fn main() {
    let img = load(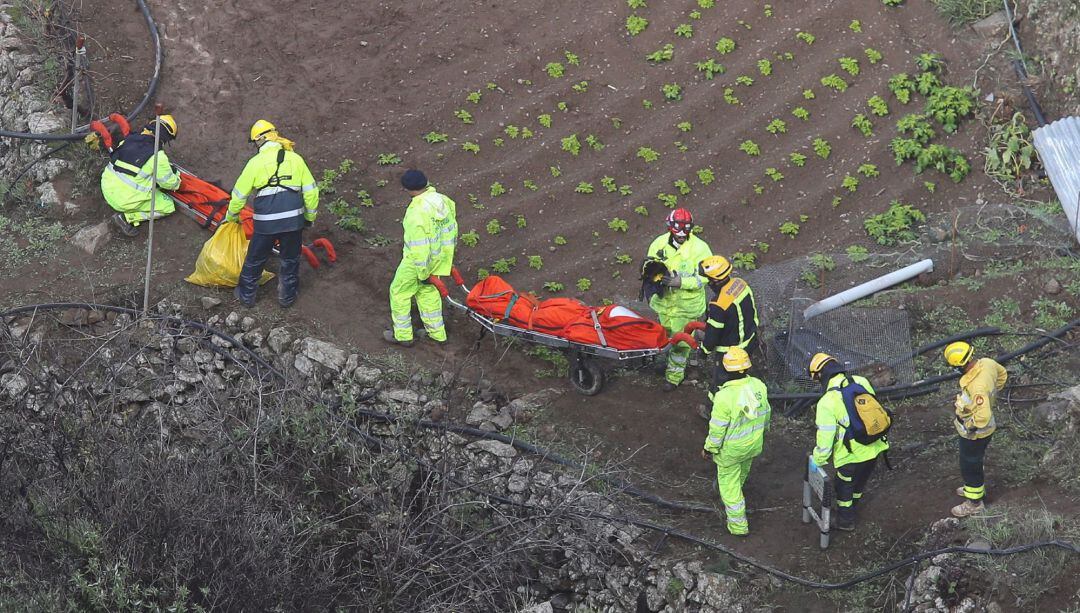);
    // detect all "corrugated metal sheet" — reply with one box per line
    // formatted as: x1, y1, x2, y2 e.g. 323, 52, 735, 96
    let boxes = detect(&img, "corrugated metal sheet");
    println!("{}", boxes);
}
1032, 116, 1080, 246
